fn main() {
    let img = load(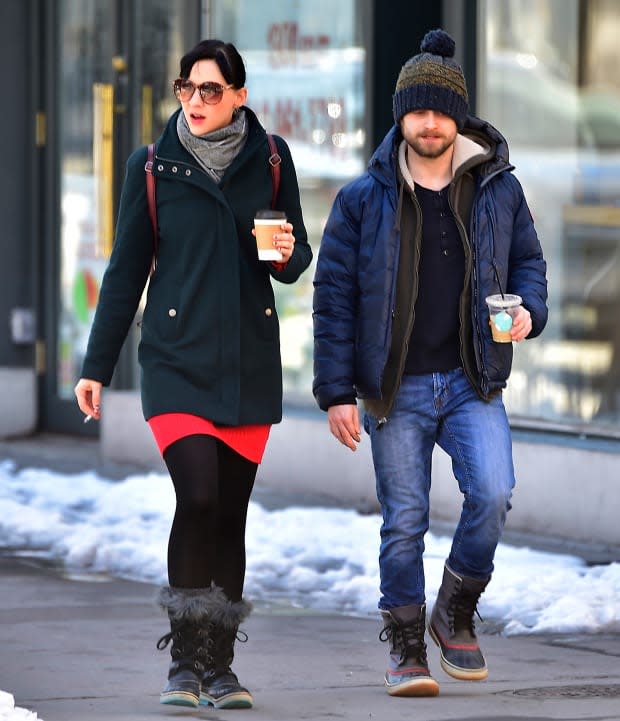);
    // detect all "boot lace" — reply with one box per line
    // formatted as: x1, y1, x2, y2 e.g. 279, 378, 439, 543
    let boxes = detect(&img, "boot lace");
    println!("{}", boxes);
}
156, 622, 211, 672
448, 585, 484, 634
207, 626, 249, 674
156, 630, 174, 651
379, 618, 428, 665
